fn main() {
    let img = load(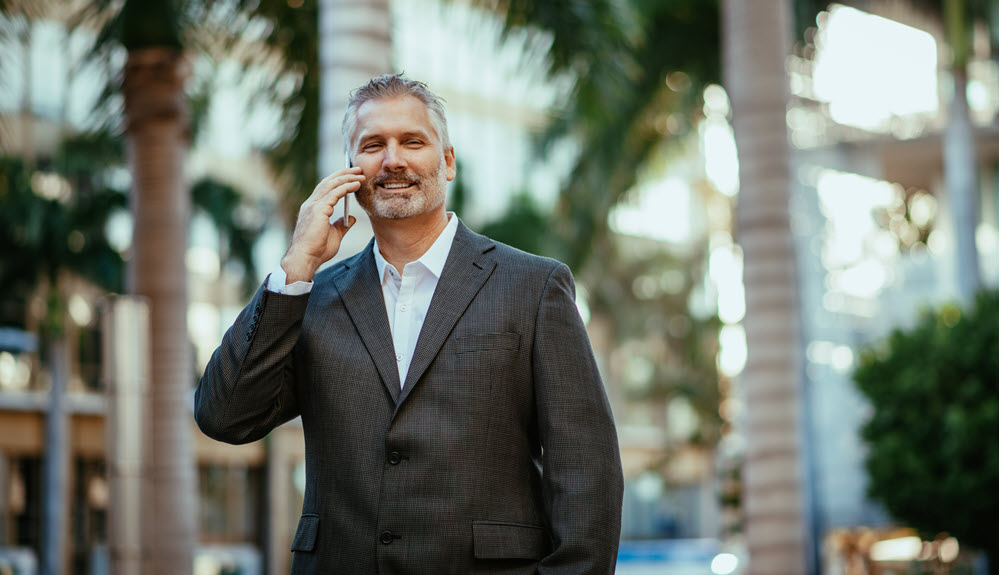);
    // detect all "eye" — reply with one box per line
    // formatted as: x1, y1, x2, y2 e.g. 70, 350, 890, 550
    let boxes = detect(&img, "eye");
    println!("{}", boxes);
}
362, 142, 383, 151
